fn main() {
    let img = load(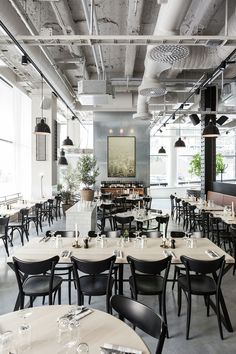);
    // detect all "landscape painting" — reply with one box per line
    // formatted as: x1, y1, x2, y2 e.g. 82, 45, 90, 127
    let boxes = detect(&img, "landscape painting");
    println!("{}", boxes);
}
107, 136, 136, 177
